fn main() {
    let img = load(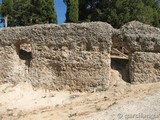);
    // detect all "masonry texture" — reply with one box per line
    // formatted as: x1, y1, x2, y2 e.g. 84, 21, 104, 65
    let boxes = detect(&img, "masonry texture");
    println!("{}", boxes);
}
130, 52, 160, 83
113, 21, 160, 84
0, 22, 114, 91
0, 21, 160, 91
